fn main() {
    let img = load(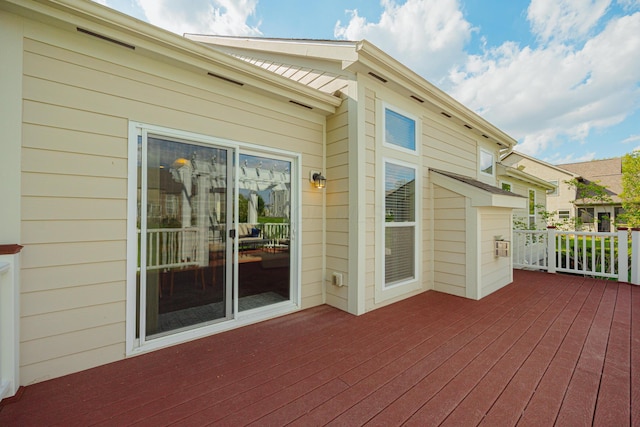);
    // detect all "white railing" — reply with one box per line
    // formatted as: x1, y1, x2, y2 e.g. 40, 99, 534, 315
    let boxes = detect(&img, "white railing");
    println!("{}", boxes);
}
140, 223, 290, 270
0, 247, 22, 400
259, 223, 290, 247
513, 230, 548, 270
138, 227, 200, 271
513, 227, 639, 284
